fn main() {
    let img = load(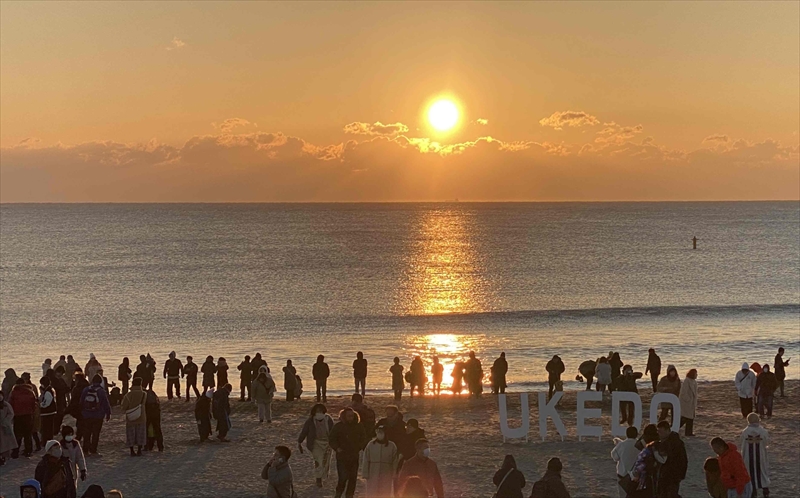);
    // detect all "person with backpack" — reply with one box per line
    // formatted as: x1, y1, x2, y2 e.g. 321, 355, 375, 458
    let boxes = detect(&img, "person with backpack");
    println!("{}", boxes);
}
35, 440, 76, 498
353, 352, 368, 398
390, 358, 405, 401
261, 445, 295, 498
183, 356, 200, 401
654, 421, 688, 497
39, 376, 59, 443
201, 356, 216, 396
530, 457, 570, 498
59, 426, 86, 489
120, 378, 147, 457
79, 375, 111, 456
312, 355, 331, 403
237, 355, 252, 402
493, 454, 526, 498
163, 352, 183, 401
213, 384, 233, 442
145, 387, 163, 452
